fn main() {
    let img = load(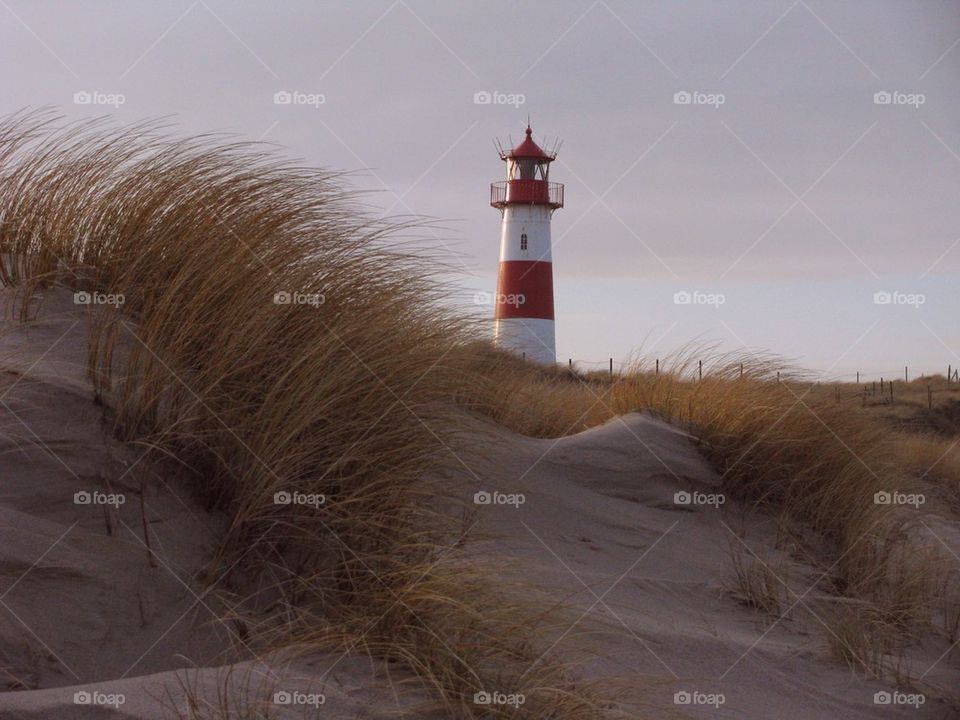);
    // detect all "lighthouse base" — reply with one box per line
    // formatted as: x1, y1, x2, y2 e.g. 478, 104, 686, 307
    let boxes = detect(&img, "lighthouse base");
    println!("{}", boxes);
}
493, 317, 555, 365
